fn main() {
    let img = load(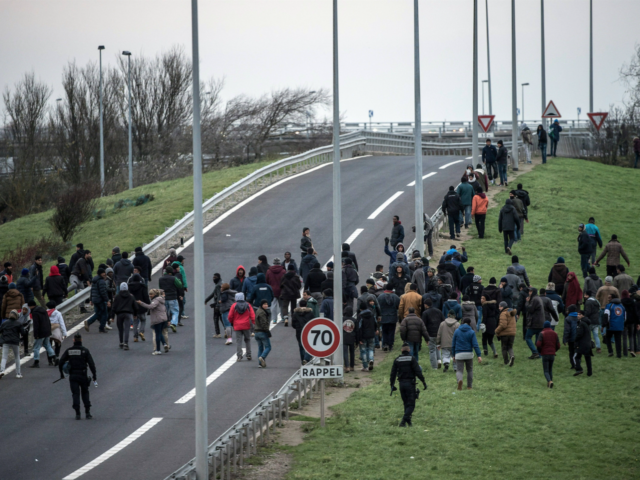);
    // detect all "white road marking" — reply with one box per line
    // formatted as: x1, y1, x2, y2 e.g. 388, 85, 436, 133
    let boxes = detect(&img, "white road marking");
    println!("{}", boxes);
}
321, 228, 364, 270
367, 192, 404, 220
439, 159, 464, 169
406, 172, 437, 187
175, 349, 246, 404
62, 418, 163, 479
